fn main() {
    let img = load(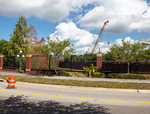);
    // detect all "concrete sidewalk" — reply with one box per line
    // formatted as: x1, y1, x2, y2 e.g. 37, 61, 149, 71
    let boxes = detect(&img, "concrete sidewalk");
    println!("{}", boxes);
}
0, 71, 150, 83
